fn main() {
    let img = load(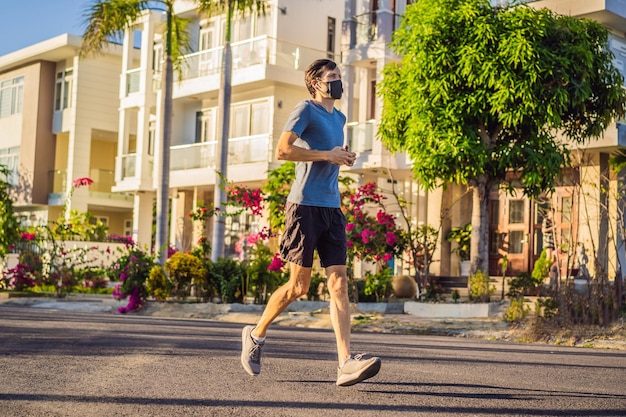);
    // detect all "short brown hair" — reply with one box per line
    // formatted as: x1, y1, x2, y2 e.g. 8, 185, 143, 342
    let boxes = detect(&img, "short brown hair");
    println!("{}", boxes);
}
304, 59, 338, 97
